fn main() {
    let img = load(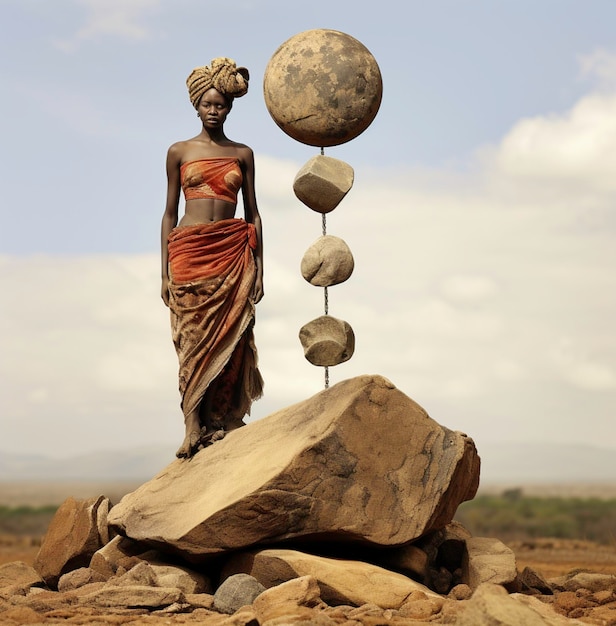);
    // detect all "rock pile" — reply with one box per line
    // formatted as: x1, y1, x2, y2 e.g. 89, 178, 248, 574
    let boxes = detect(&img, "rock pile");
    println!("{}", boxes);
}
2, 375, 614, 624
